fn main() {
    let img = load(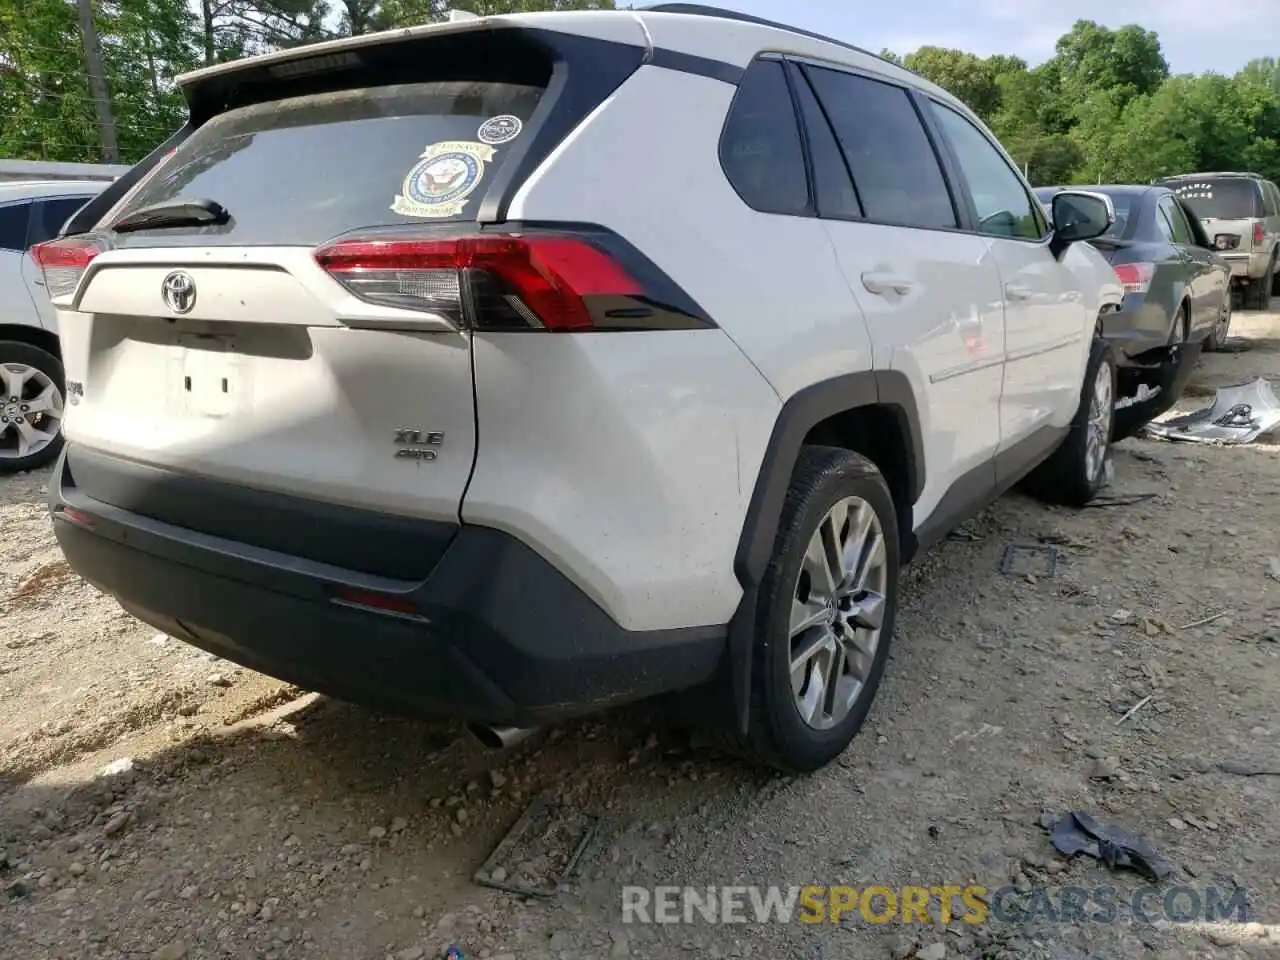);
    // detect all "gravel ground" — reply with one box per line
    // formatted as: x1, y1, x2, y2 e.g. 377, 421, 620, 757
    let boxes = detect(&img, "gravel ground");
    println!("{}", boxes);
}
2, 308, 1279, 960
